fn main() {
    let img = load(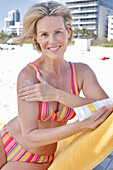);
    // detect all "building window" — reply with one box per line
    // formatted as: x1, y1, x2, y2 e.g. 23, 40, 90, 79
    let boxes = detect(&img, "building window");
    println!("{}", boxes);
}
73, 19, 78, 22
80, 18, 97, 22
70, 7, 79, 12
80, 24, 97, 28
72, 12, 98, 17
81, 6, 98, 11
66, 0, 98, 6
